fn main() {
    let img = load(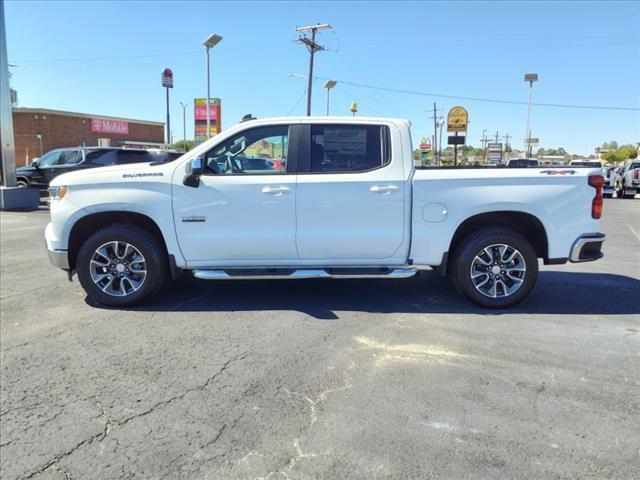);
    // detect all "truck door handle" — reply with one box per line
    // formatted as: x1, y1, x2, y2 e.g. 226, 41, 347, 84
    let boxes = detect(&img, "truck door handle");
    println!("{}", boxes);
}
370, 185, 398, 195
262, 186, 290, 196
